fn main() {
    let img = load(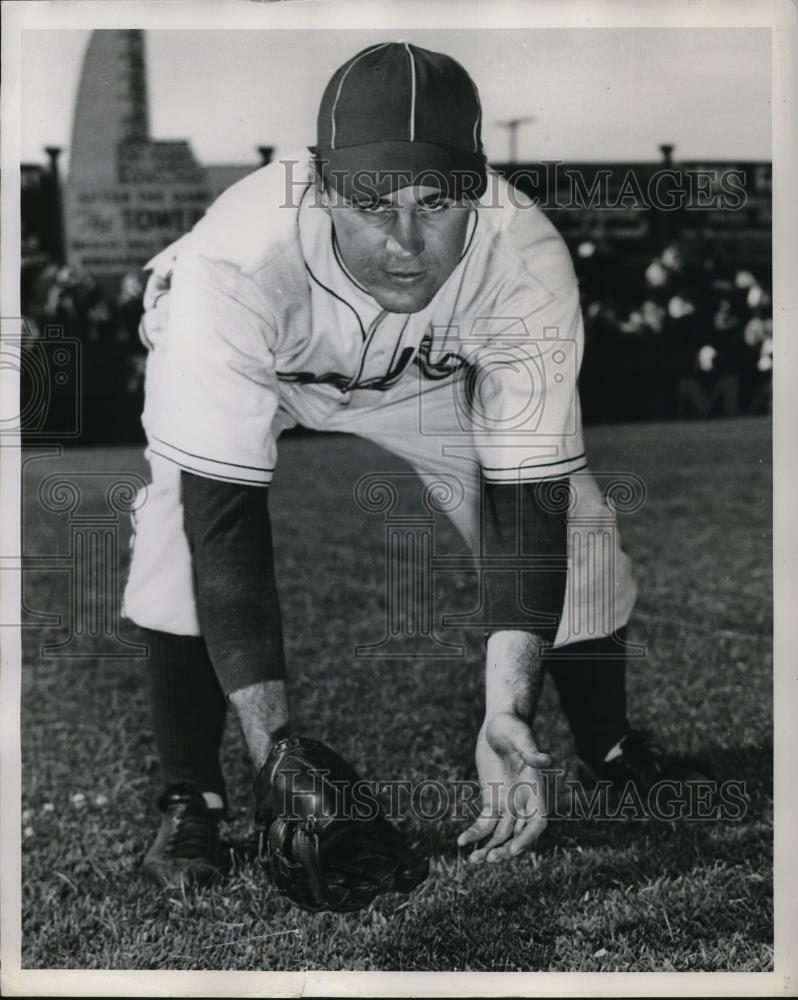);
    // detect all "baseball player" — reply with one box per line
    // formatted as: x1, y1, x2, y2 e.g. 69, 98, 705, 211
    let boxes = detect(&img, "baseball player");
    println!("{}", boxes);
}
123, 43, 674, 890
